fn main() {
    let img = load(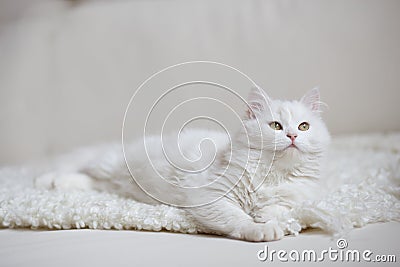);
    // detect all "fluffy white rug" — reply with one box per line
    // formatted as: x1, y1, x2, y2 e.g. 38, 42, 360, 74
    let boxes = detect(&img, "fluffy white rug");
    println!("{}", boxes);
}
1, 133, 399, 237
